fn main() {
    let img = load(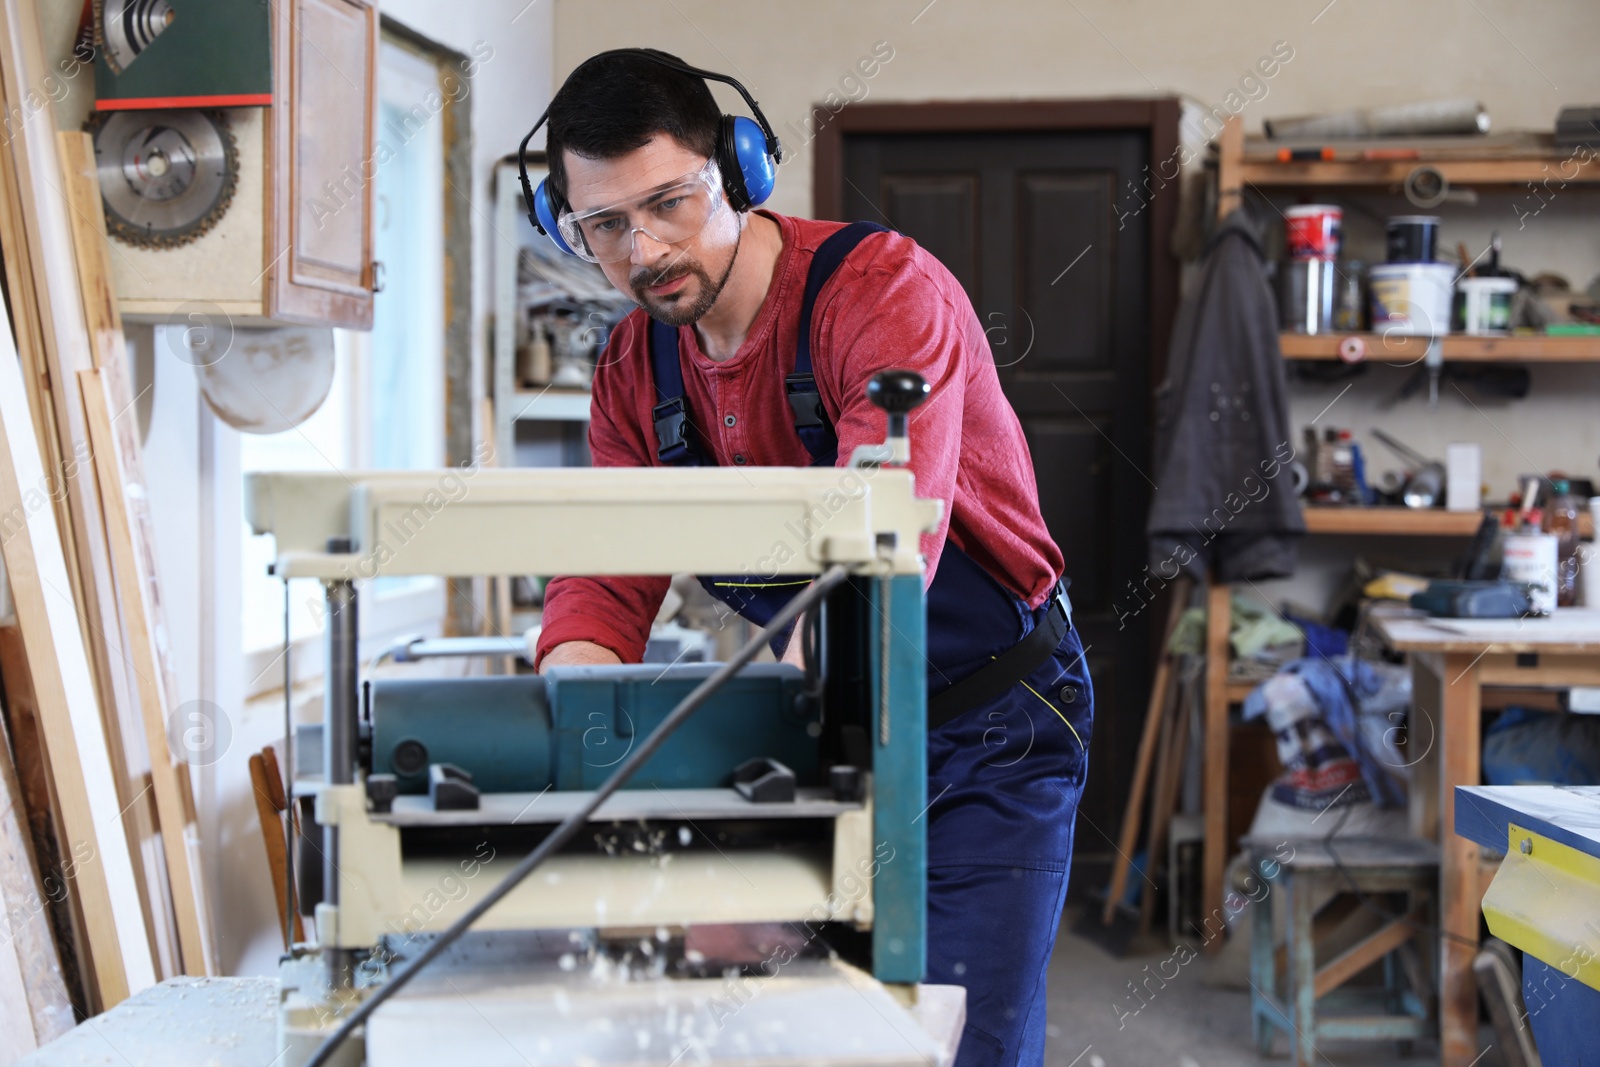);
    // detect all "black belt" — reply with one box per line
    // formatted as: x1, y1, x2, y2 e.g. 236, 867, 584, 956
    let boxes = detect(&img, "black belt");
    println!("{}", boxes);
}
927, 578, 1072, 730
